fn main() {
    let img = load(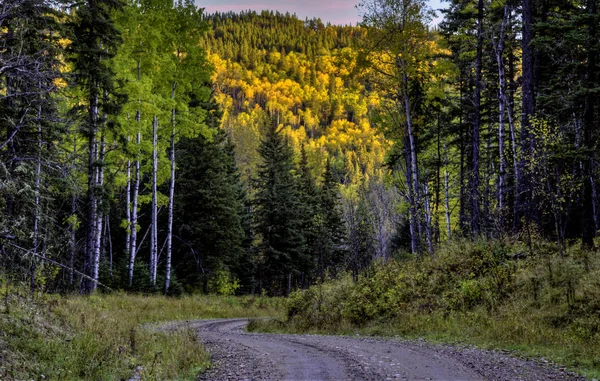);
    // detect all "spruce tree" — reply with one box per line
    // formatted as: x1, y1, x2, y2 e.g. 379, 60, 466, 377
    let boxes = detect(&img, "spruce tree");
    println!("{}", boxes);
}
67, 0, 124, 293
318, 159, 346, 276
174, 128, 248, 293
297, 145, 319, 284
254, 121, 305, 295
